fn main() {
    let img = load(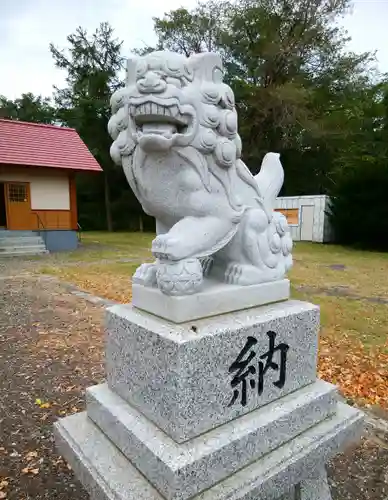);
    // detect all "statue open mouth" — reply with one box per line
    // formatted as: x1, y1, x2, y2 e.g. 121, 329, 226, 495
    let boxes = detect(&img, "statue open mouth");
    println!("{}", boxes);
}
130, 98, 195, 151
